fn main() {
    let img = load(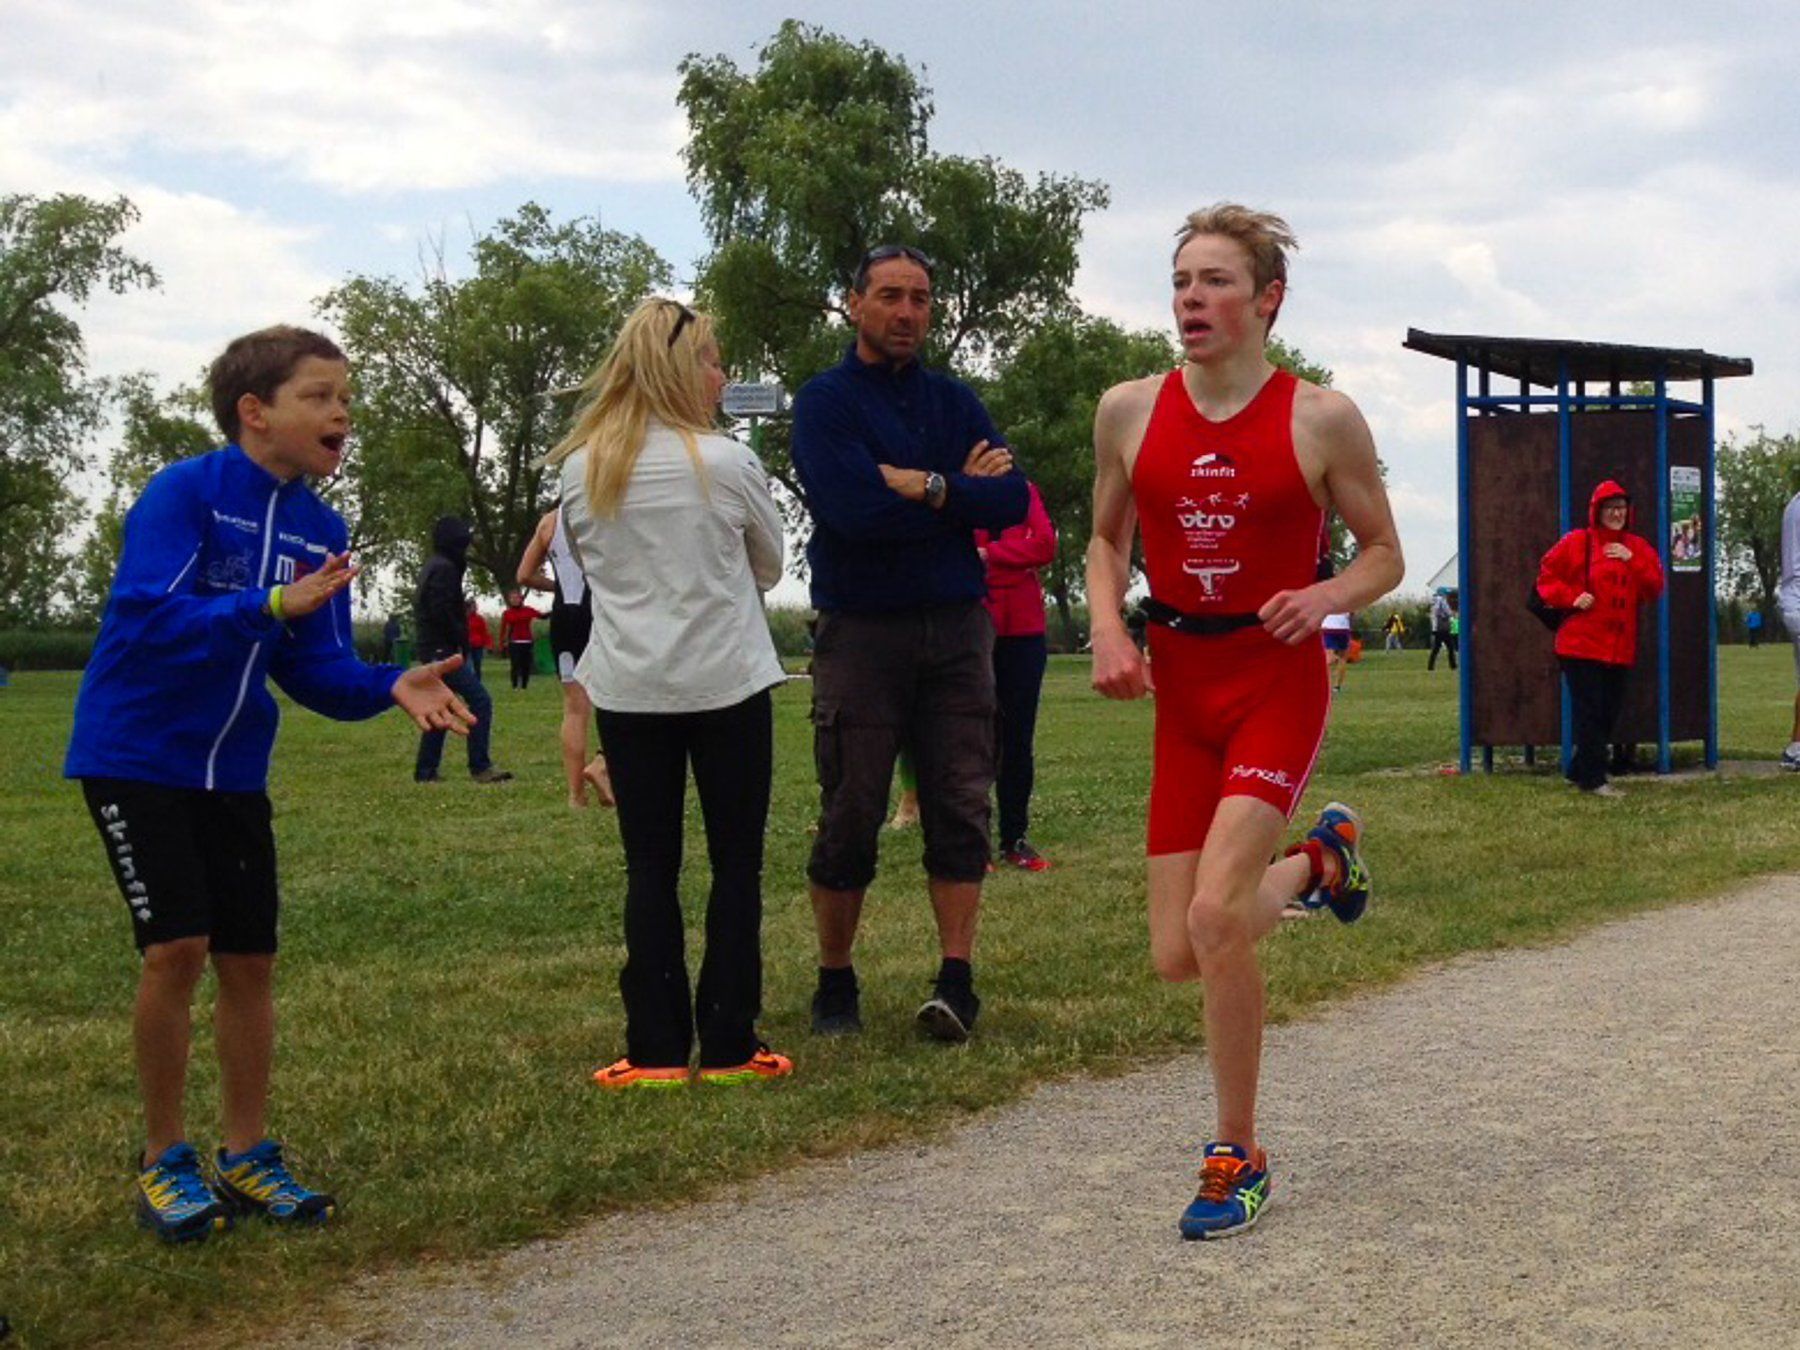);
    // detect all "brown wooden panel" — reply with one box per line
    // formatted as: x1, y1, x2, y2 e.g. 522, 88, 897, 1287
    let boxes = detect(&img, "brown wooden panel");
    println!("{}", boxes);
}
1468, 414, 1561, 746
